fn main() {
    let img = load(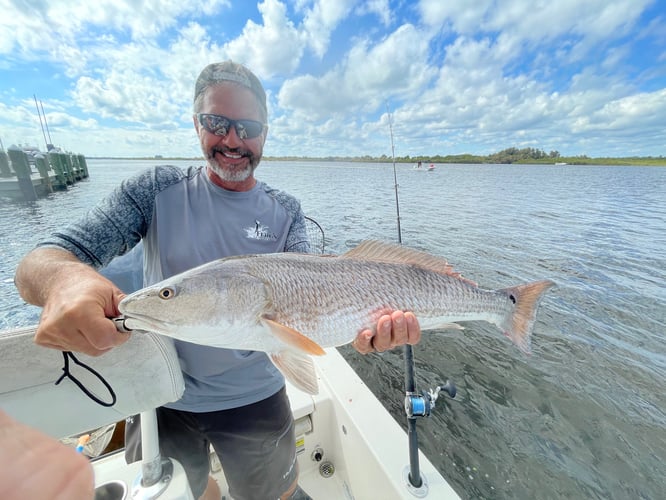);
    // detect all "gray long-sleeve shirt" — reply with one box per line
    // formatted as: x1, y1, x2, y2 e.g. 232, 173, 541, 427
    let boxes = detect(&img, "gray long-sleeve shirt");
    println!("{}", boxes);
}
39, 165, 310, 411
